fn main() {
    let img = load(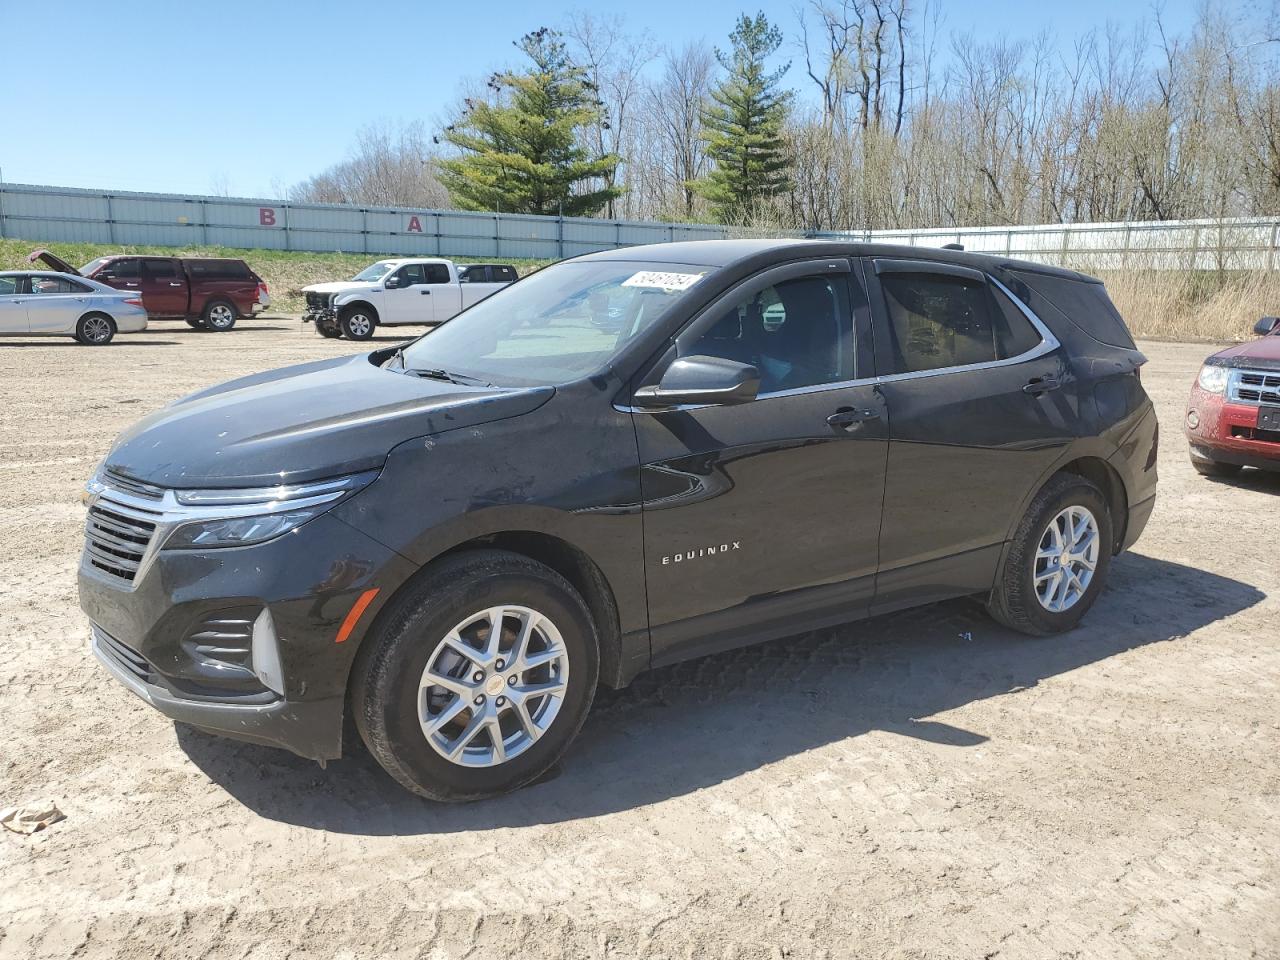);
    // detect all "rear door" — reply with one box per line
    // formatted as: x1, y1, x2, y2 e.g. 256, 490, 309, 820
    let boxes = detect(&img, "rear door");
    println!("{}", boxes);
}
0, 275, 30, 333
140, 258, 188, 316
633, 257, 888, 665
26, 275, 94, 333
863, 258, 1076, 614
425, 262, 461, 321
